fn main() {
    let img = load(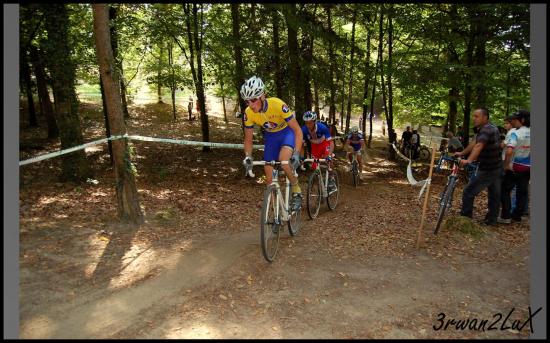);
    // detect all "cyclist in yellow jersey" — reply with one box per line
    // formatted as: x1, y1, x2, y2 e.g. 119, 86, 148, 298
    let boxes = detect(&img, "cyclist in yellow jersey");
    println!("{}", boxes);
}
241, 76, 304, 211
